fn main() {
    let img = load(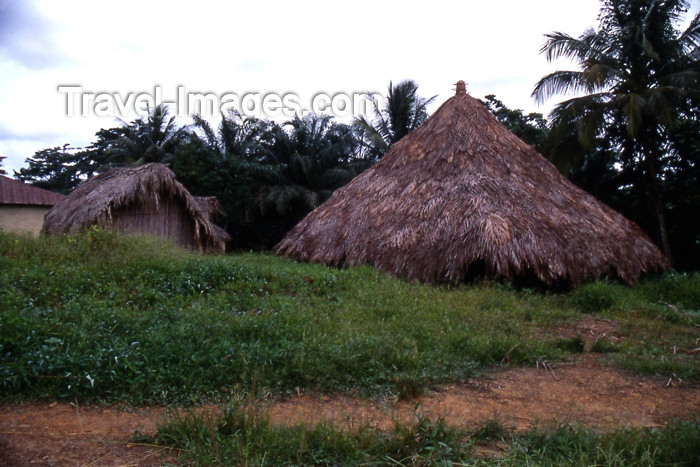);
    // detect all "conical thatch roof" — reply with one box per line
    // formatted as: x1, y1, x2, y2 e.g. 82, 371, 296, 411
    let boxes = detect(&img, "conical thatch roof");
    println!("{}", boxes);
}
43, 163, 228, 252
275, 81, 668, 285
